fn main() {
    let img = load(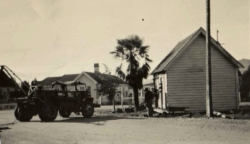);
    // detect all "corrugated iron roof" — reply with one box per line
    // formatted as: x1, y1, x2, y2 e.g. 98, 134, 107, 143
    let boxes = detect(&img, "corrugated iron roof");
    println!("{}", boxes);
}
152, 29, 197, 74
102, 74, 127, 84
57, 74, 79, 82
85, 72, 103, 83
40, 77, 61, 85
85, 72, 126, 84
152, 27, 243, 74
40, 72, 126, 86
